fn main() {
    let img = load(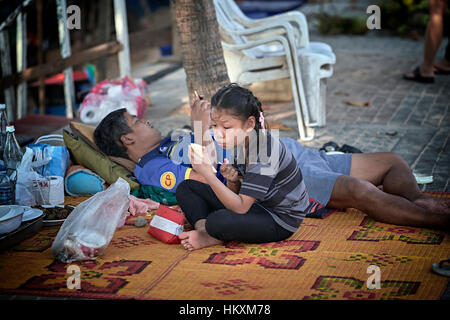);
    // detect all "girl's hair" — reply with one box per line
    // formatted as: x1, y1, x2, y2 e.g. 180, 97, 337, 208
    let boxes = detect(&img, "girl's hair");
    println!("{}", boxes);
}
211, 83, 265, 131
